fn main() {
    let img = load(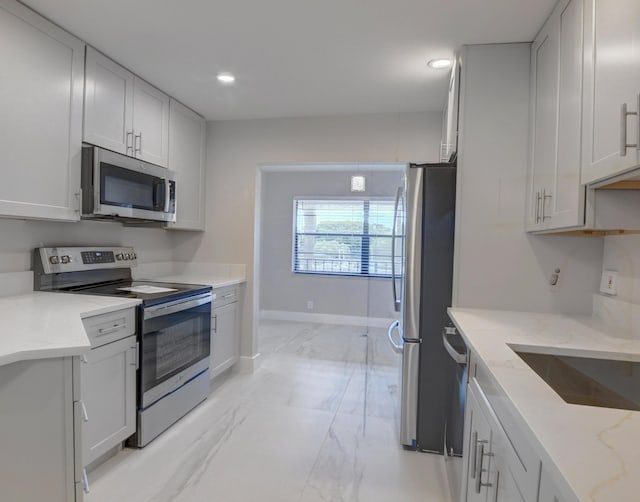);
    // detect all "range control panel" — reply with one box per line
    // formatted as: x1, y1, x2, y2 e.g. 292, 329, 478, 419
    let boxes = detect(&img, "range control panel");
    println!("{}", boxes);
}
36, 246, 138, 274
